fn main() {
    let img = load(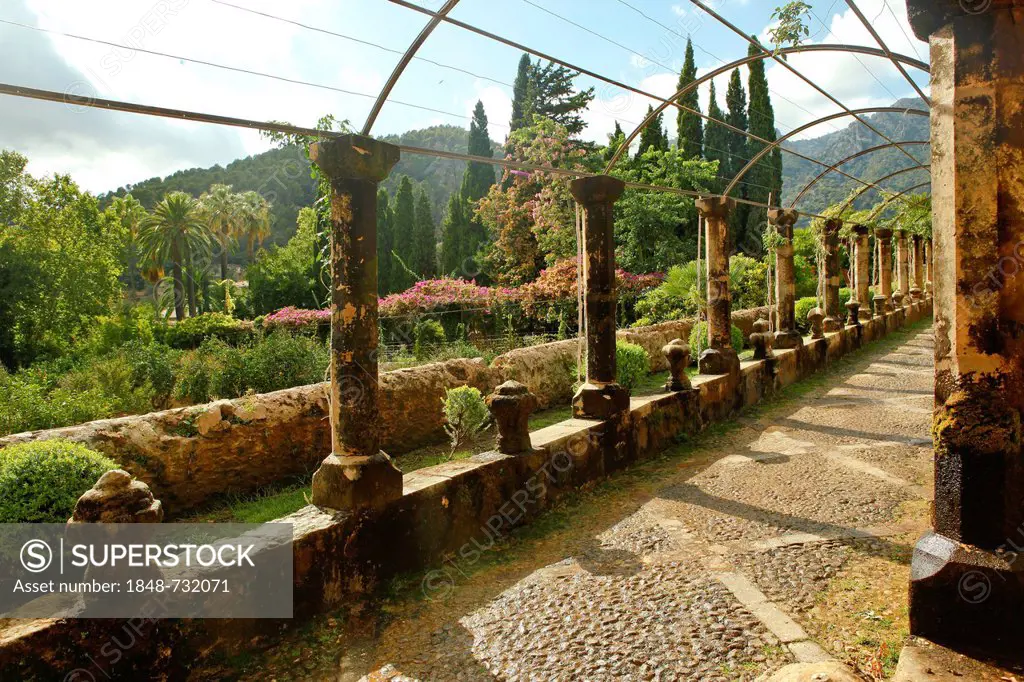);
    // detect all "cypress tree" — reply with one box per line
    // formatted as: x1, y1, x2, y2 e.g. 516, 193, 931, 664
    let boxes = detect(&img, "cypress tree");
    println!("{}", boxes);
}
462, 100, 495, 202
603, 120, 626, 163
725, 68, 750, 240
703, 82, 730, 193
676, 39, 703, 159
440, 193, 468, 276
391, 176, 417, 290
636, 105, 668, 159
510, 54, 534, 133
376, 188, 395, 294
413, 189, 436, 278
745, 37, 781, 255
